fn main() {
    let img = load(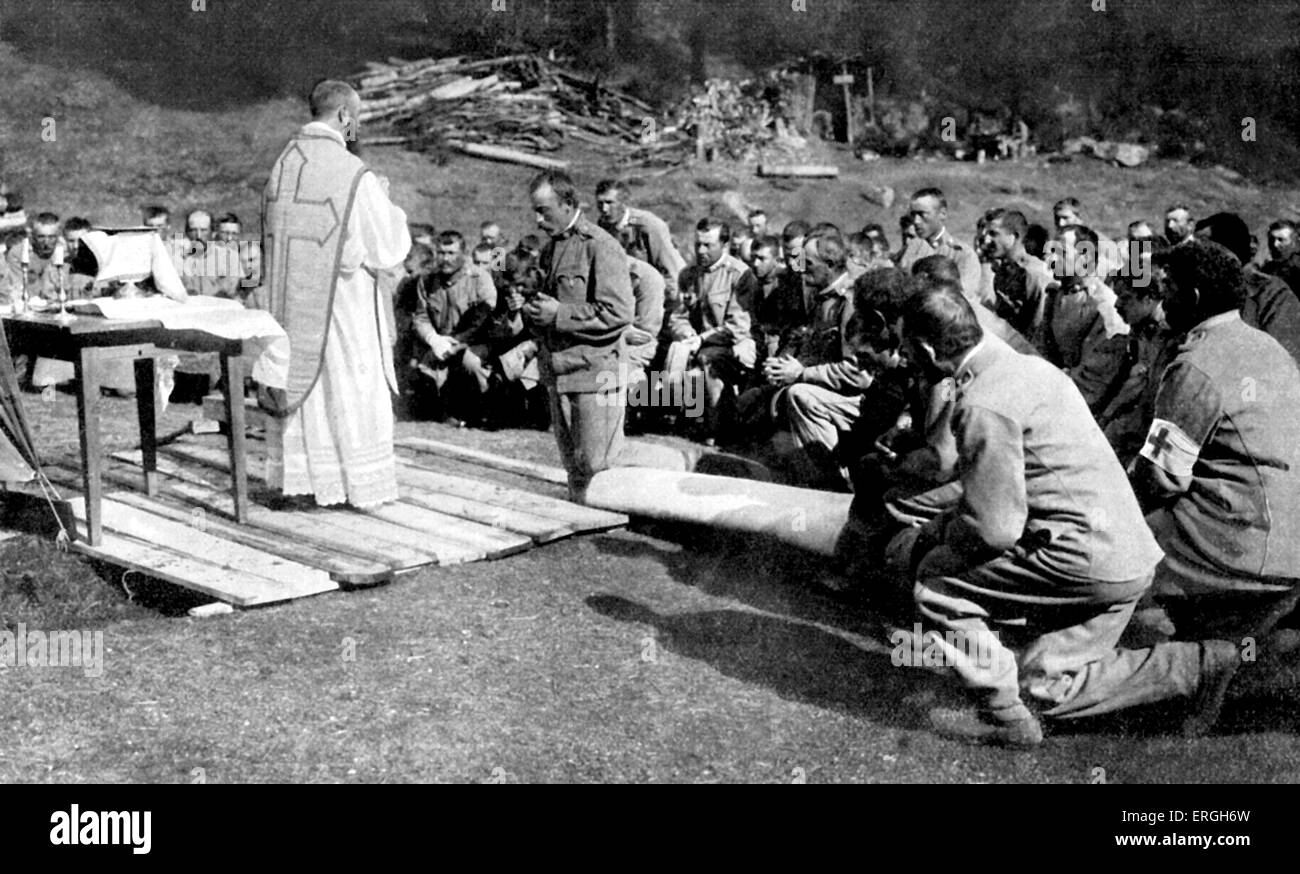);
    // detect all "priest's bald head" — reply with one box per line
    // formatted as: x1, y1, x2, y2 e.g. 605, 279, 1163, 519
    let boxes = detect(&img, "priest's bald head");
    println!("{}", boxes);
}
309, 79, 362, 146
